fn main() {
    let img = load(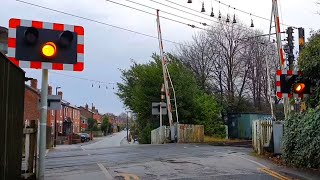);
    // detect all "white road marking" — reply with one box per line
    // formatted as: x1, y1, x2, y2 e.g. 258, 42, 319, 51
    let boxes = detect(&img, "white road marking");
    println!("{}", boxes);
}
97, 163, 114, 180
230, 154, 267, 168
